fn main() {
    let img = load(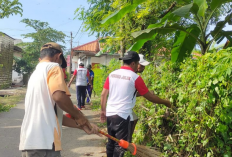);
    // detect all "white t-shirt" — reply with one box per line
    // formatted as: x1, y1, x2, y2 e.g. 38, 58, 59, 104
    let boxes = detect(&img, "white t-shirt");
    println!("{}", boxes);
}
103, 66, 149, 121
19, 61, 70, 151
73, 67, 90, 86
